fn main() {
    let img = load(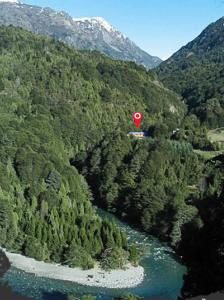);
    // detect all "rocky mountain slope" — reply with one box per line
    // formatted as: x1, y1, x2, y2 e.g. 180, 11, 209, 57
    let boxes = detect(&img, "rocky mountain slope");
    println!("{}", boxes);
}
0, 0, 161, 69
